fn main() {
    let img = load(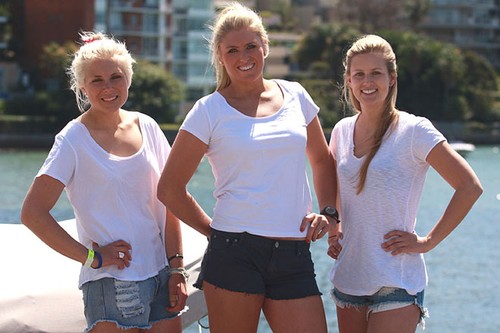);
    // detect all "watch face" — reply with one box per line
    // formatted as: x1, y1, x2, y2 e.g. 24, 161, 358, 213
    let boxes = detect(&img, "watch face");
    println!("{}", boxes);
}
325, 207, 336, 215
